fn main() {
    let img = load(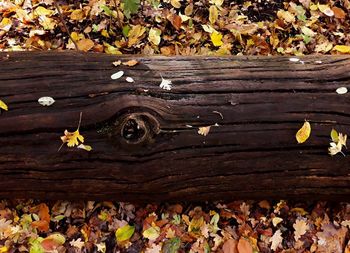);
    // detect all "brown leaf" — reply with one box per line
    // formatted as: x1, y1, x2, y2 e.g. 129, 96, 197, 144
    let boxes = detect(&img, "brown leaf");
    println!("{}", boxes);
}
332, 6, 346, 19
222, 239, 238, 253
77, 39, 94, 52
70, 9, 85, 20
237, 237, 253, 253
